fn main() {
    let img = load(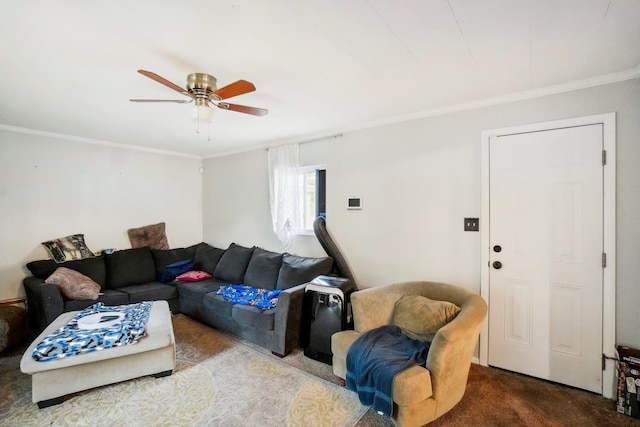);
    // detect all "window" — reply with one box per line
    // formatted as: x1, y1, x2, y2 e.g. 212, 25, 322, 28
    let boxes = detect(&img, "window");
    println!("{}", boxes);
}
296, 165, 326, 235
